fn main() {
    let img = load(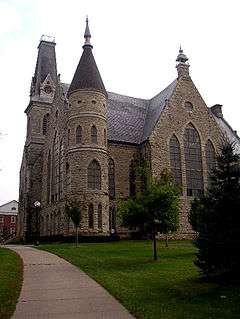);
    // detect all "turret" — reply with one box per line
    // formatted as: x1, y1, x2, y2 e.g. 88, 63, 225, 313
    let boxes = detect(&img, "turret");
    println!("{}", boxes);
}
176, 46, 190, 79
67, 18, 109, 235
25, 36, 58, 145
